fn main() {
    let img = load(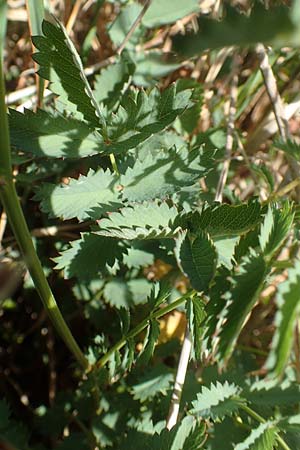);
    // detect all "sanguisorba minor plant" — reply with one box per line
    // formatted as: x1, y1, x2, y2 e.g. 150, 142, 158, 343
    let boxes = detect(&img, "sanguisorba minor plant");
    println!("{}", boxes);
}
2, 1, 300, 449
